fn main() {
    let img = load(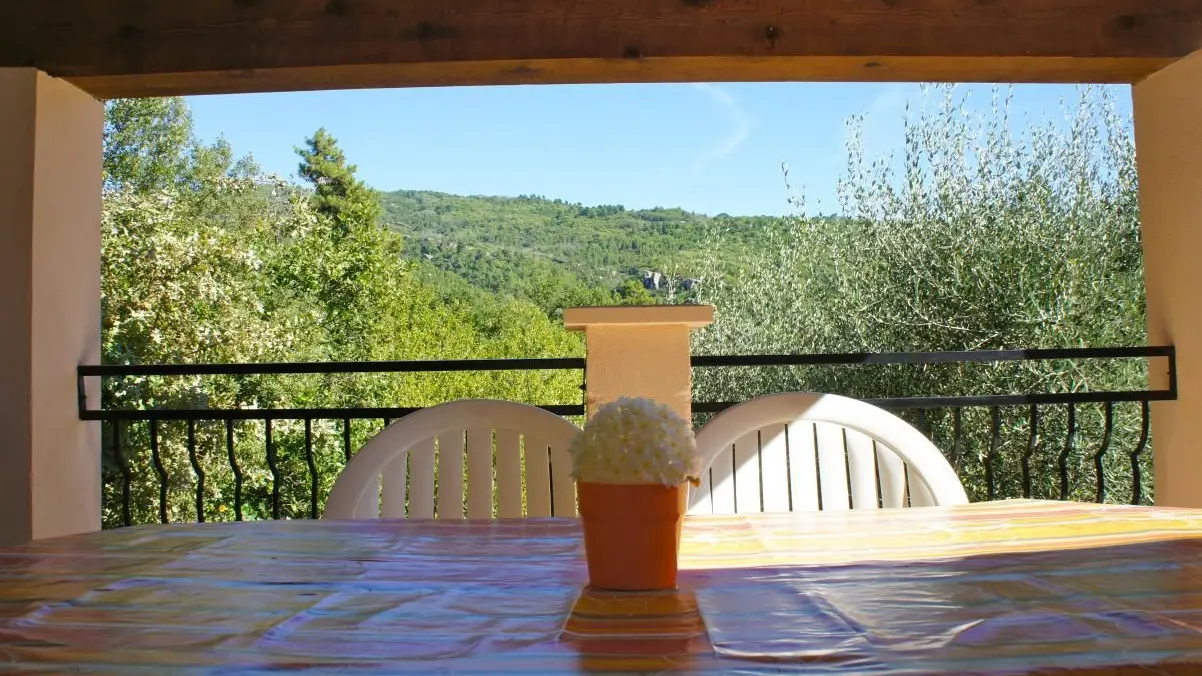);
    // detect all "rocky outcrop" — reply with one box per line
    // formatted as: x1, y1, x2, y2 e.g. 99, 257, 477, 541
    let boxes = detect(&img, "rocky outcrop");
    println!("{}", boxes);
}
642, 271, 663, 290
